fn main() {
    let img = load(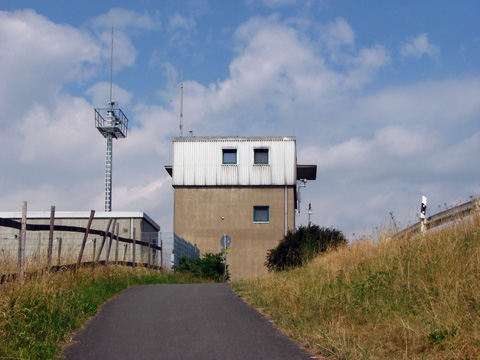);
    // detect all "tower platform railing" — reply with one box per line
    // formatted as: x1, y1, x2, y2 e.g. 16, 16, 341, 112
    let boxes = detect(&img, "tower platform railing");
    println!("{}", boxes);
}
95, 108, 128, 139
